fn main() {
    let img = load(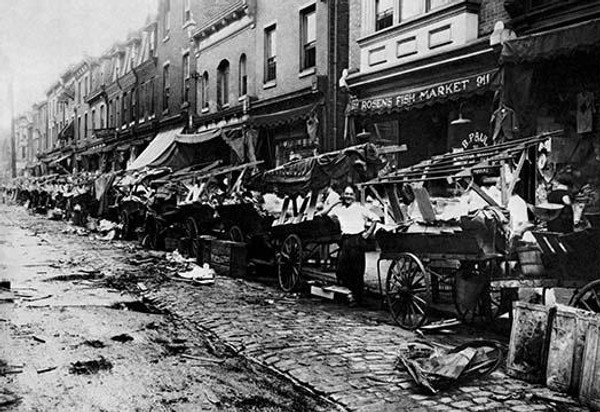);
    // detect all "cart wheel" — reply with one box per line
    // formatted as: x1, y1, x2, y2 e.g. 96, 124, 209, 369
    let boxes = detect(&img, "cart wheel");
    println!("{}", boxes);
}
569, 279, 600, 313
386, 253, 431, 330
185, 217, 199, 257
229, 225, 244, 243
120, 210, 133, 240
278, 234, 302, 292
